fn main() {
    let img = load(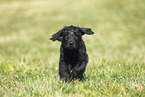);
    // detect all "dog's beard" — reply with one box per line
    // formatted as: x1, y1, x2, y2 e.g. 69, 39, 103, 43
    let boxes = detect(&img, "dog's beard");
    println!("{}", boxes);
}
63, 43, 78, 50
64, 45, 76, 50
